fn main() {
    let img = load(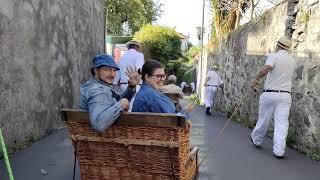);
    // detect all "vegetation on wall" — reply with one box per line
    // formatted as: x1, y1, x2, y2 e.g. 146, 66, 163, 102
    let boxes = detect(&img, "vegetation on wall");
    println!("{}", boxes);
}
208, 0, 284, 52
